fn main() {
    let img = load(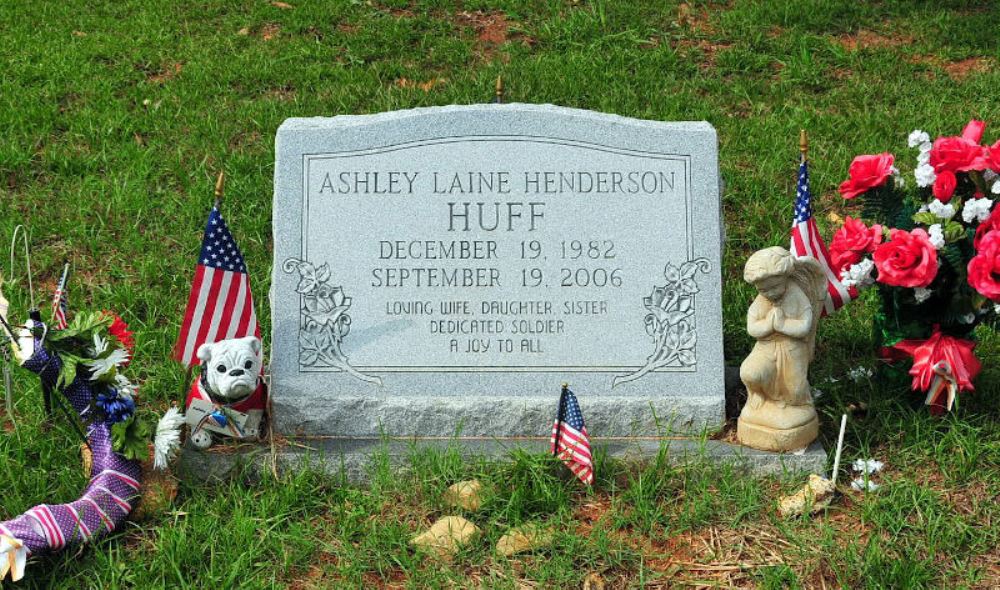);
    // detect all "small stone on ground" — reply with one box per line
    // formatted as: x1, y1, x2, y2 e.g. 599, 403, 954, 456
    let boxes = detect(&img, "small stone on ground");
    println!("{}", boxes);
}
443, 479, 483, 511
778, 473, 836, 518
410, 516, 480, 558
496, 523, 553, 556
